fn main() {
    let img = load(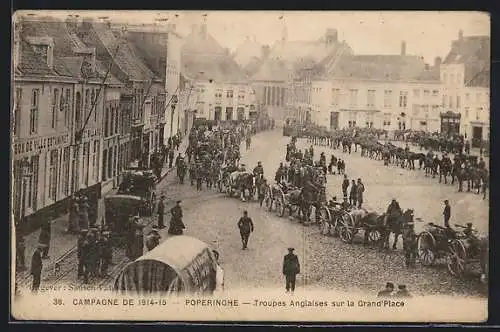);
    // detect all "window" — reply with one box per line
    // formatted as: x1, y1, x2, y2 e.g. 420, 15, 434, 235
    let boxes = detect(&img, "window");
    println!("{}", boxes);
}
450, 74, 455, 84
226, 90, 233, 98
349, 89, 358, 107
91, 89, 96, 122
29, 155, 39, 211
51, 89, 59, 129
14, 88, 22, 137
457, 74, 462, 85
84, 89, 90, 123
48, 150, 58, 201
399, 91, 408, 108
422, 105, 429, 115
432, 90, 439, 97
465, 107, 470, 118
465, 93, 470, 101
331, 88, 340, 105
75, 92, 82, 129
114, 107, 119, 134
449, 96, 453, 108
476, 107, 482, 121
102, 149, 108, 181
62, 147, 70, 196
104, 107, 110, 137
412, 104, 420, 116
456, 96, 461, 108
413, 89, 420, 98
367, 89, 376, 107
384, 90, 392, 108
423, 90, 430, 98
83, 142, 90, 187
30, 89, 39, 134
